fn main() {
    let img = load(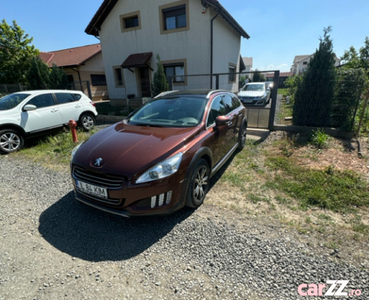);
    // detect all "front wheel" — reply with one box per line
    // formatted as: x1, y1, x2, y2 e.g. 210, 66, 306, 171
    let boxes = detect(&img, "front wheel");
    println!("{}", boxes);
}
79, 113, 96, 131
0, 129, 24, 154
185, 159, 210, 208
